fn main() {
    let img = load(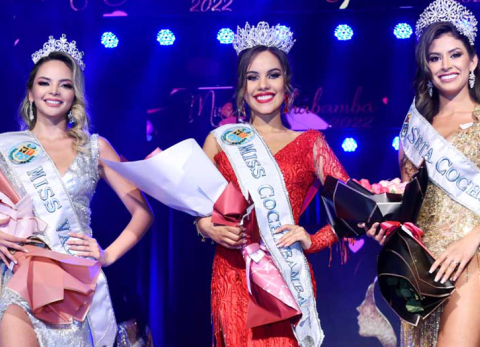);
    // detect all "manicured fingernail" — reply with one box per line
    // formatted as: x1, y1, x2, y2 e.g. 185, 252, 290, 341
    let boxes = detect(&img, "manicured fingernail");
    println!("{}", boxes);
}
452, 277, 457, 282
441, 279, 446, 284
434, 277, 439, 282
